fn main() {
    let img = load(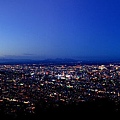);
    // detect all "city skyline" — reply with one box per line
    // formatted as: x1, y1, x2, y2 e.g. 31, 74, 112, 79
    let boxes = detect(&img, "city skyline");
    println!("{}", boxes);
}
0, 0, 120, 61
